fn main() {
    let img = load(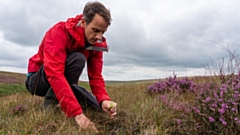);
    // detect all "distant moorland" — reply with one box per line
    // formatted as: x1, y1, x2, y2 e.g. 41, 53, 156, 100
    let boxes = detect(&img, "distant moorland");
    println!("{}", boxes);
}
0, 70, 240, 134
